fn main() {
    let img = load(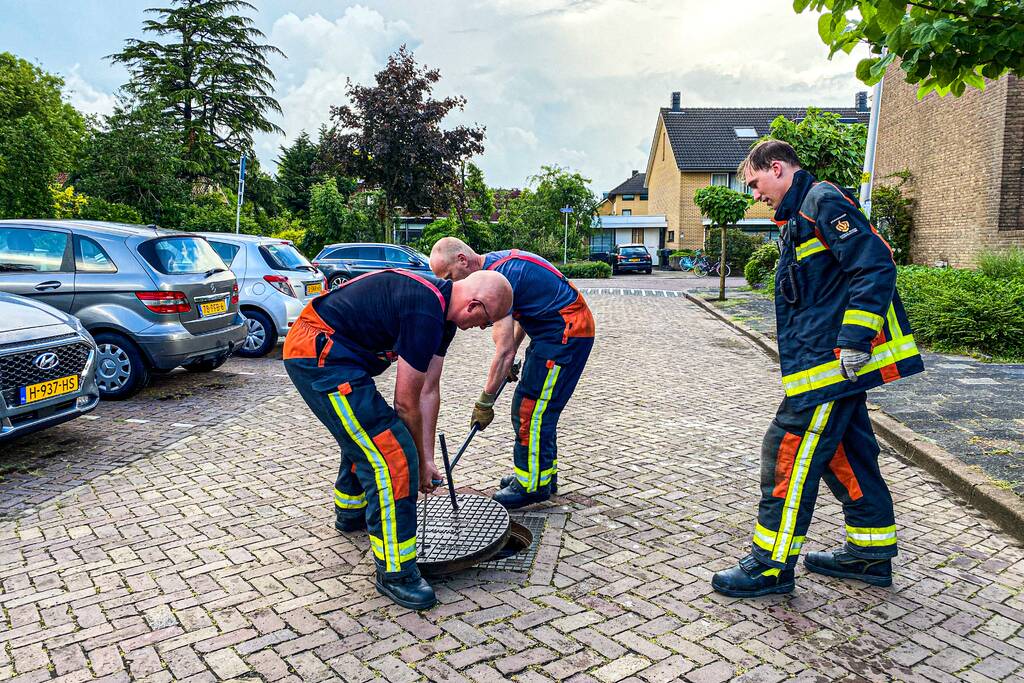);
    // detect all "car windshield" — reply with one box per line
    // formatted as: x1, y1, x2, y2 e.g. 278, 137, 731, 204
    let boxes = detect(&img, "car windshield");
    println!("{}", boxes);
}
620, 246, 648, 255
261, 242, 312, 271
139, 237, 226, 274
